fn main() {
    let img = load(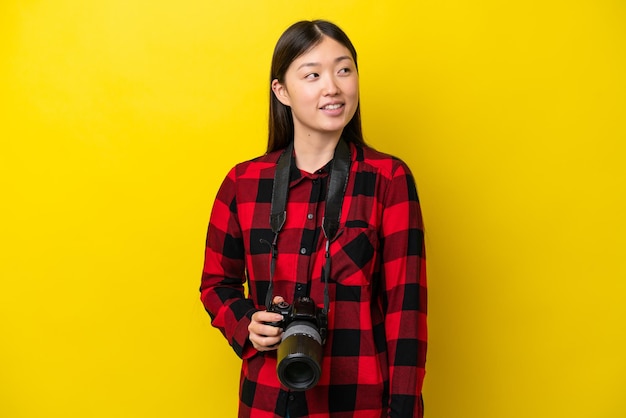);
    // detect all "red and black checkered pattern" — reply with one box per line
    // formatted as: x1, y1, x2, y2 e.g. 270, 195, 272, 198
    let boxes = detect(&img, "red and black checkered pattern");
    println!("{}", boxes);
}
200, 142, 427, 417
